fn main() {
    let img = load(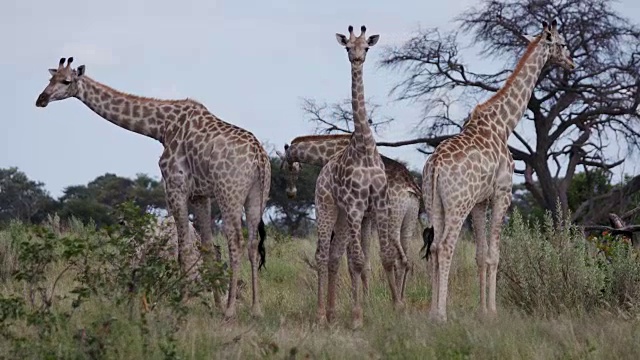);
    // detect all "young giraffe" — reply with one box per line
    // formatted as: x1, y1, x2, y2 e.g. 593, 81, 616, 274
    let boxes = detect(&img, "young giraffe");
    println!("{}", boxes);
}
276, 134, 423, 300
423, 19, 575, 322
35, 57, 271, 320
313, 26, 408, 329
